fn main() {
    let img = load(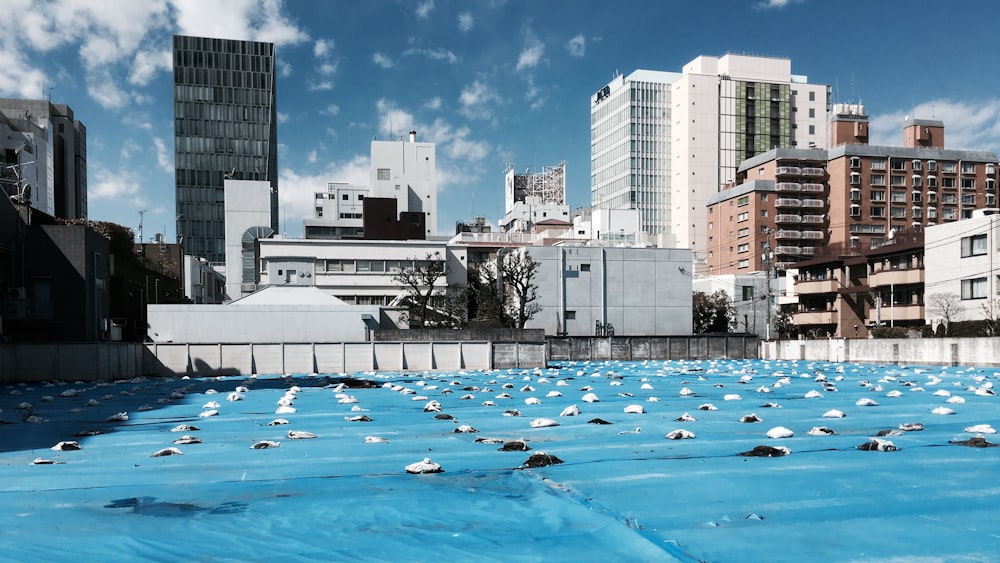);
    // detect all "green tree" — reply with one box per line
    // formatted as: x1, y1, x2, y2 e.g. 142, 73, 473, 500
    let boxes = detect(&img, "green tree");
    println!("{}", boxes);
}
393, 252, 448, 328
693, 290, 735, 333
773, 304, 798, 340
